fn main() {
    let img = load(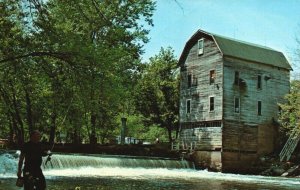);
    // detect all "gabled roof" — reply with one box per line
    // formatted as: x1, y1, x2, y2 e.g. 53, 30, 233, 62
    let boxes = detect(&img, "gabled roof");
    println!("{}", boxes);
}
178, 29, 292, 70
